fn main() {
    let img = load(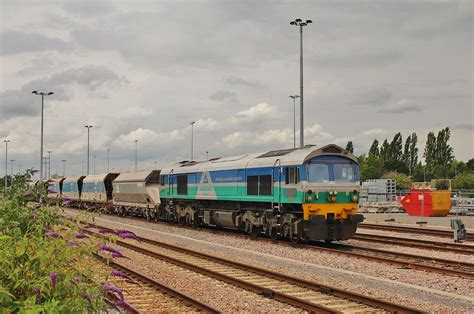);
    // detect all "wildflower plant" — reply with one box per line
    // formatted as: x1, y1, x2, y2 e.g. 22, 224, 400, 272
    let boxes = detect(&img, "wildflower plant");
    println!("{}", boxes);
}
0, 170, 108, 312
